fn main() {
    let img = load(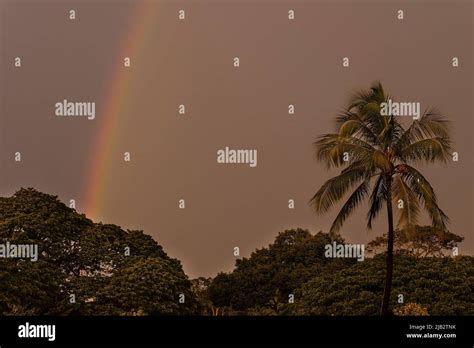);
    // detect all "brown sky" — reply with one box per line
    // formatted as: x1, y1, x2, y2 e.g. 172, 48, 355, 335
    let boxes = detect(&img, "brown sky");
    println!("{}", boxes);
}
1, 0, 472, 278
